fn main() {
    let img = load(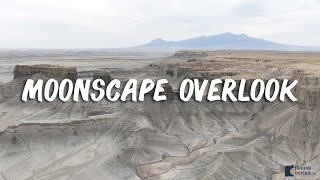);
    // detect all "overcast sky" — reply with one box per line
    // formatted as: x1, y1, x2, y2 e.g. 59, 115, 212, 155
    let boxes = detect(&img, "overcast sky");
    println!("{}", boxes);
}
0, 0, 320, 48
